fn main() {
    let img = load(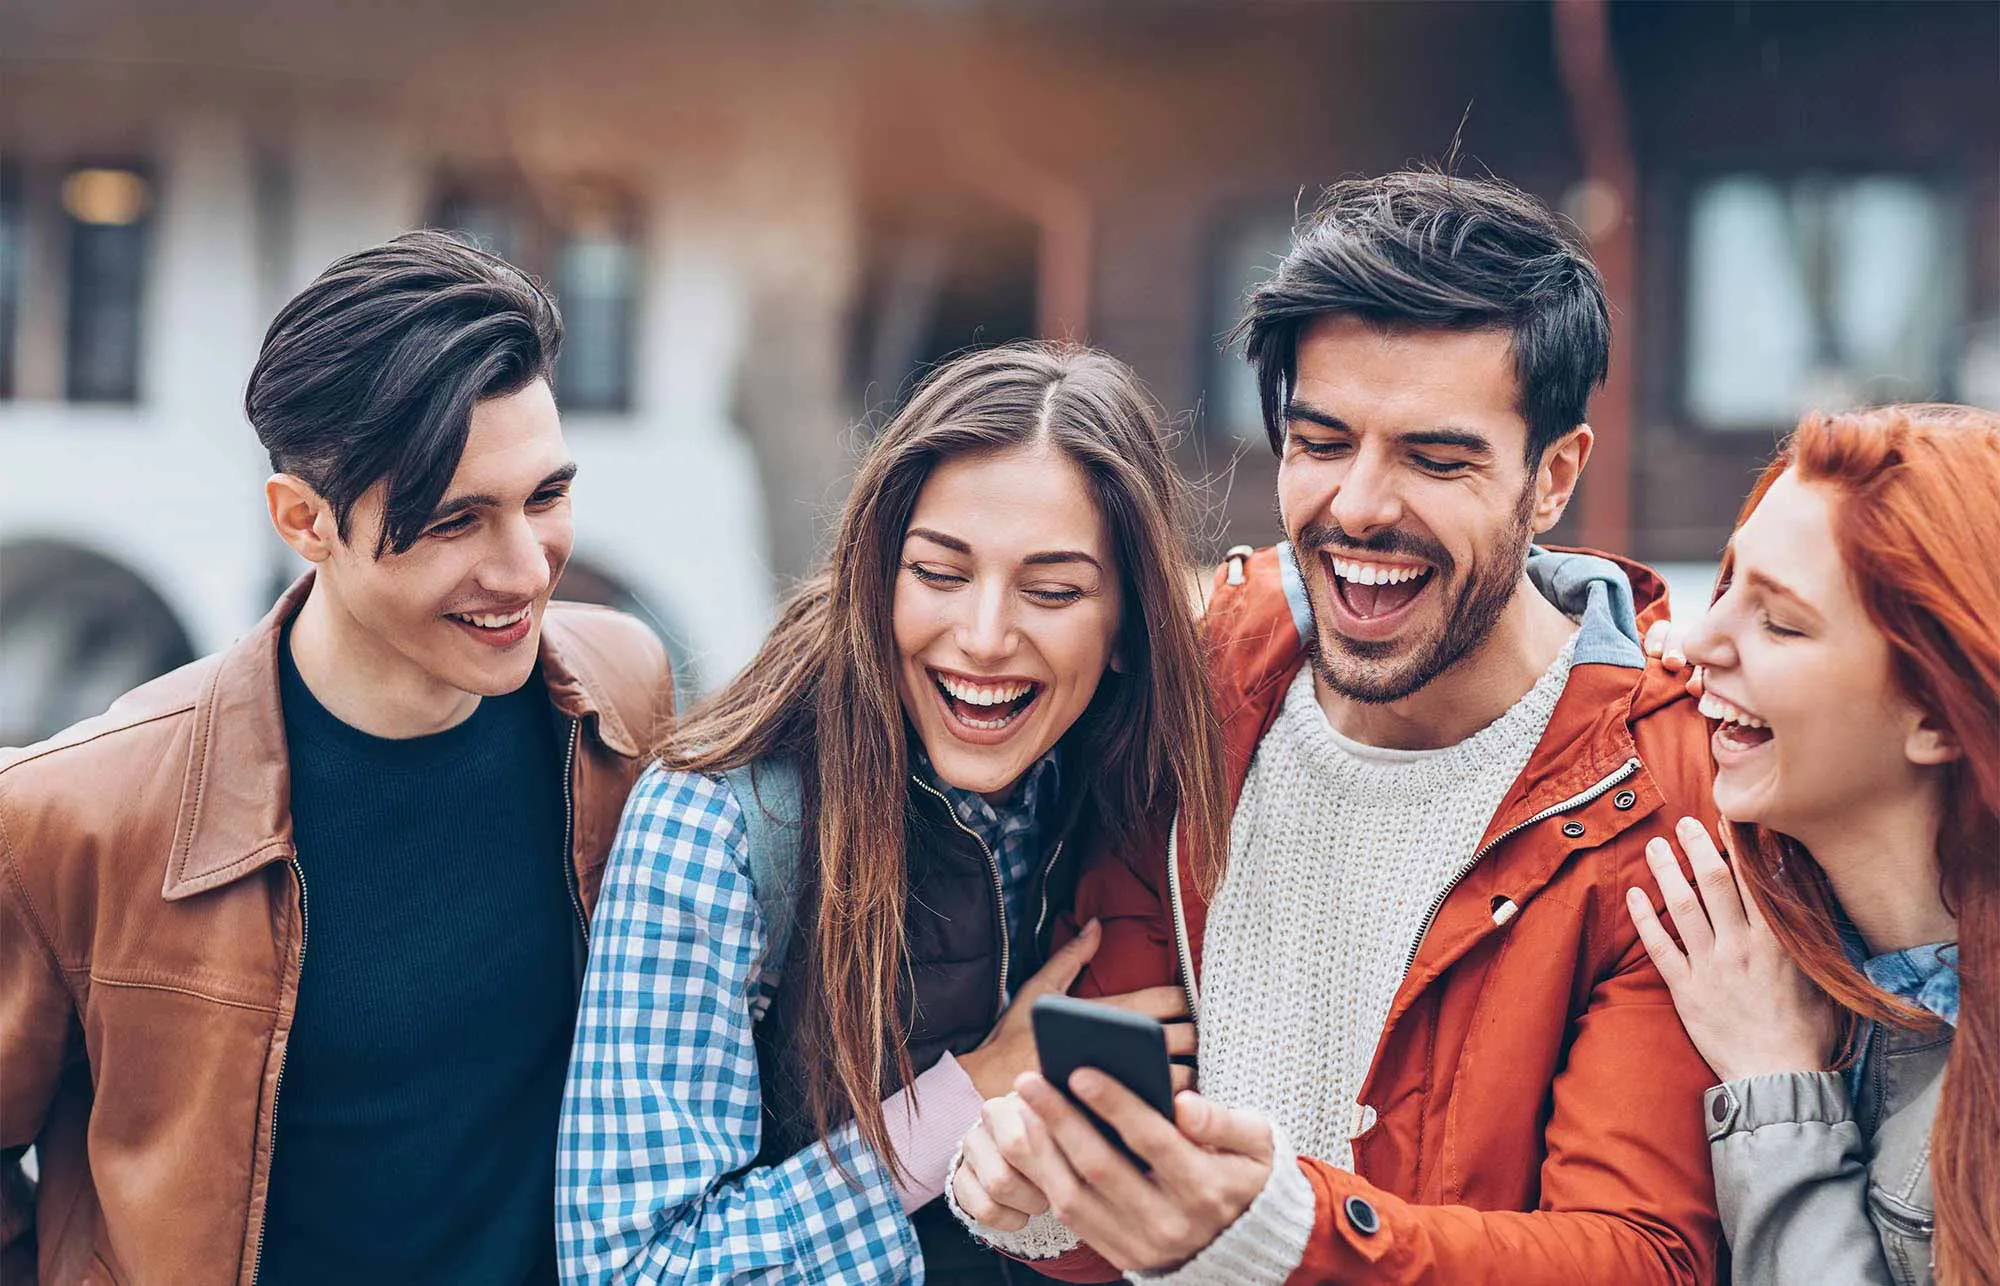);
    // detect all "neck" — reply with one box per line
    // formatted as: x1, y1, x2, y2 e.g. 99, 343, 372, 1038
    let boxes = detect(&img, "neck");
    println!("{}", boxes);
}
288, 580, 483, 739
1318, 573, 1576, 750
1790, 781, 1958, 954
